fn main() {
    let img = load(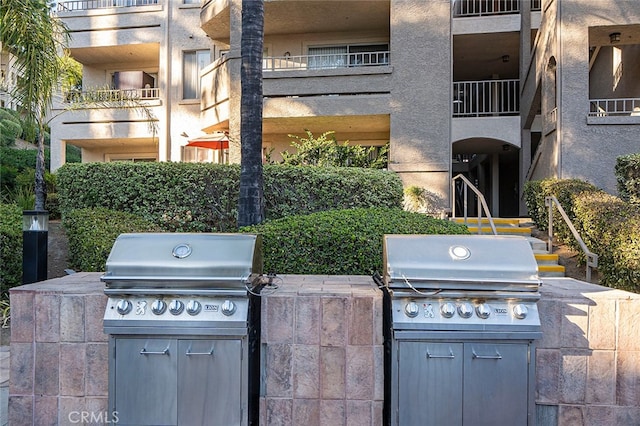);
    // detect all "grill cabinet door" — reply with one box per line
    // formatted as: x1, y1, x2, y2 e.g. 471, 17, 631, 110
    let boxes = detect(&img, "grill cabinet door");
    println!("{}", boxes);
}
114, 338, 178, 425
463, 343, 529, 425
178, 339, 243, 425
398, 342, 463, 425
